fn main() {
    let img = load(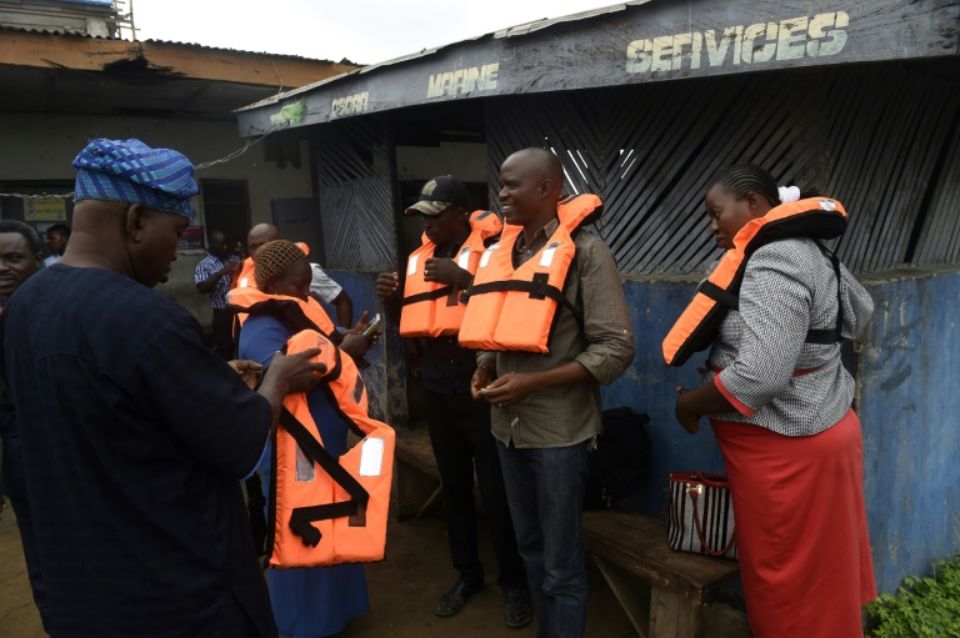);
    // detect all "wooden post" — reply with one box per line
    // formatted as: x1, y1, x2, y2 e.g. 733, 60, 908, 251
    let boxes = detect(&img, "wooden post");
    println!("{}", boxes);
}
649, 586, 702, 638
